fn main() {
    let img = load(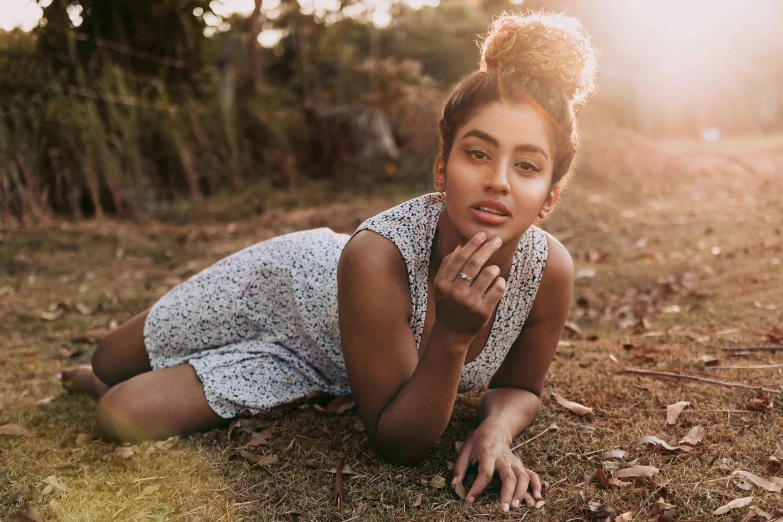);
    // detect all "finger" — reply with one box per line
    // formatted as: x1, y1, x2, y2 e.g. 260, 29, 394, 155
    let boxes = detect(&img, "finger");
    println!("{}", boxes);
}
465, 458, 495, 504
511, 466, 529, 510
452, 443, 473, 487
439, 232, 489, 281
496, 462, 516, 512
452, 236, 503, 282
522, 491, 536, 506
471, 264, 501, 296
527, 469, 542, 500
